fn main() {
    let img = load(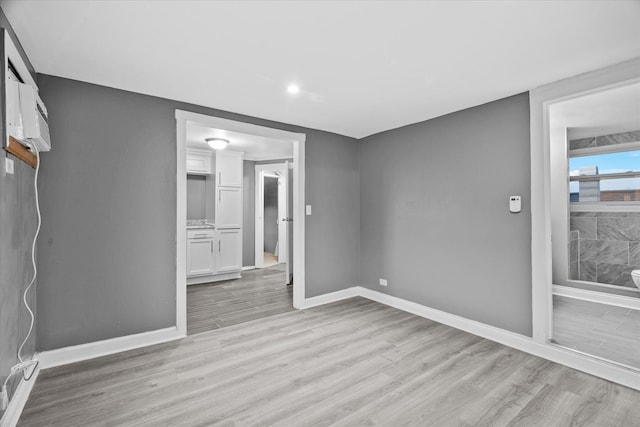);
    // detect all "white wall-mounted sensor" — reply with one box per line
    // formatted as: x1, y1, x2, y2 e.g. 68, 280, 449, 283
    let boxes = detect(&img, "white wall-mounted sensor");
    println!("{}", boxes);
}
5, 157, 14, 174
509, 196, 521, 213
